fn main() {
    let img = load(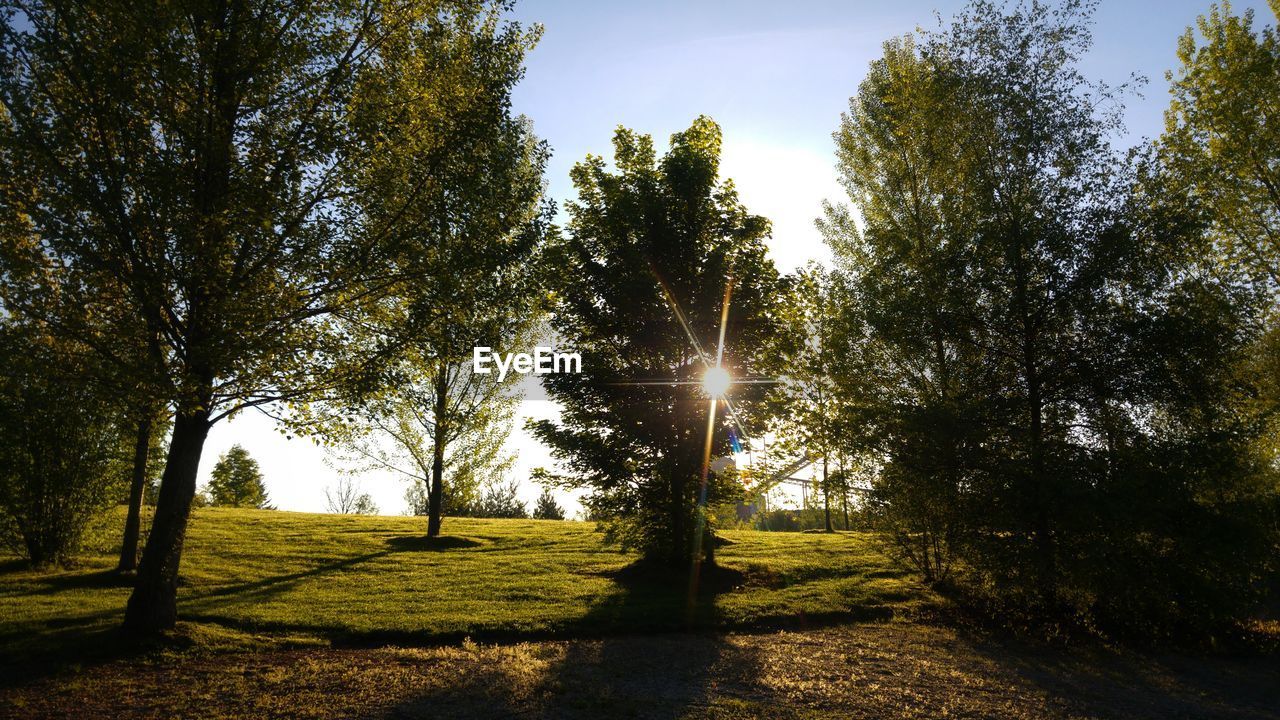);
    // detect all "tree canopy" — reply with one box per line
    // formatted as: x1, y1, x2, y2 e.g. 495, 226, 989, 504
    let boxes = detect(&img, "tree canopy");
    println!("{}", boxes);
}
533, 116, 783, 567
207, 445, 271, 510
